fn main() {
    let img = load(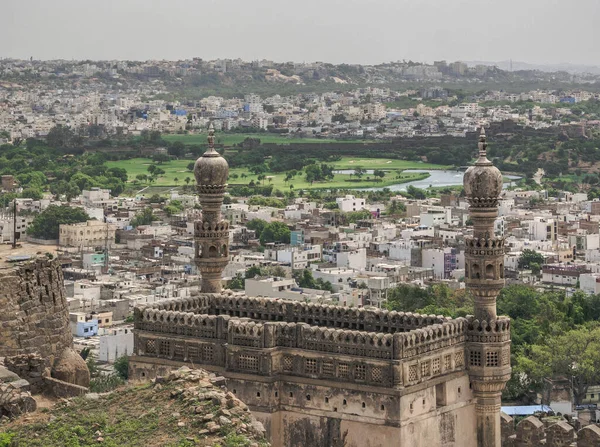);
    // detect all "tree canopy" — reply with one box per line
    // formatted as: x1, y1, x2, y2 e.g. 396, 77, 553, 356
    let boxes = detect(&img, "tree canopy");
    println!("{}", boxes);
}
27, 205, 90, 239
